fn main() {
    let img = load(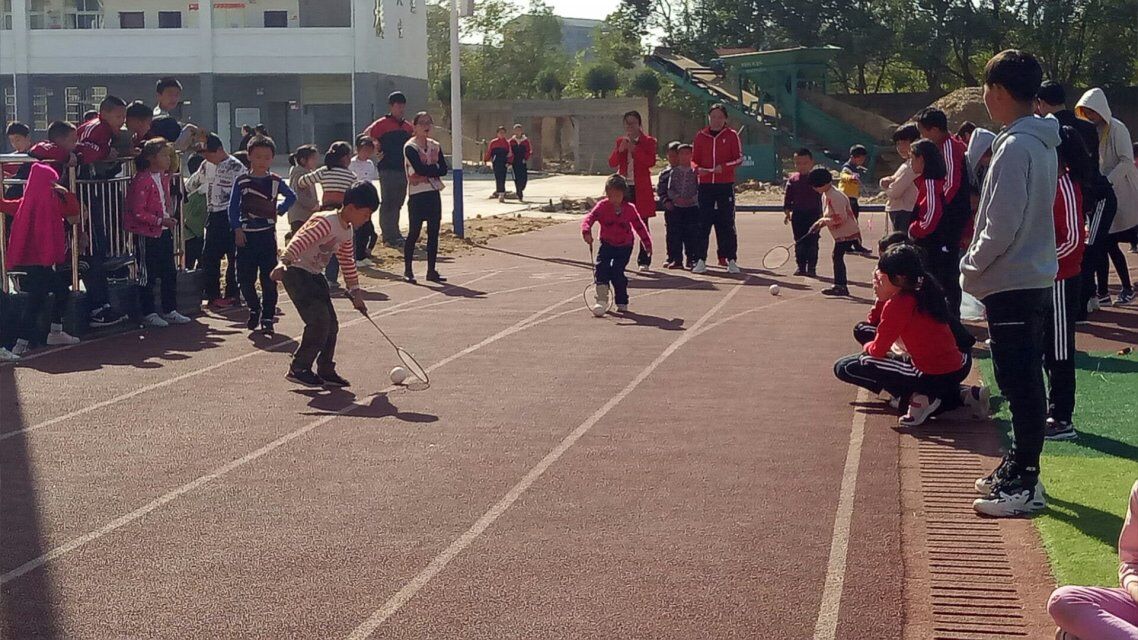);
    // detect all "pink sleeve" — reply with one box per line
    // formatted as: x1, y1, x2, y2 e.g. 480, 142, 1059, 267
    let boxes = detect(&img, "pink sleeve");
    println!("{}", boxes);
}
581, 202, 600, 235
1119, 480, 1138, 589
